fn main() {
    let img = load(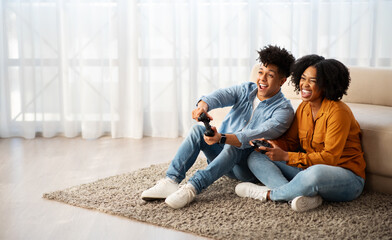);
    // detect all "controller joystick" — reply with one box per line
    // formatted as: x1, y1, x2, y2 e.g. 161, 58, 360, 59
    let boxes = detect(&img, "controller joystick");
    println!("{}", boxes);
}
198, 112, 215, 137
251, 140, 272, 154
